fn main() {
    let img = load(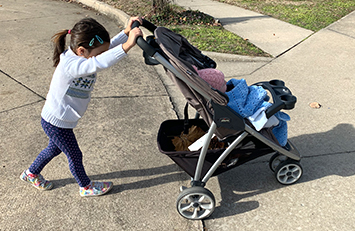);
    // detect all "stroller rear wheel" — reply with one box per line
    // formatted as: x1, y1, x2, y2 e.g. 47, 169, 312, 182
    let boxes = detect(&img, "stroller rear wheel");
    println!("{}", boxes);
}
274, 159, 303, 185
176, 186, 215, 220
